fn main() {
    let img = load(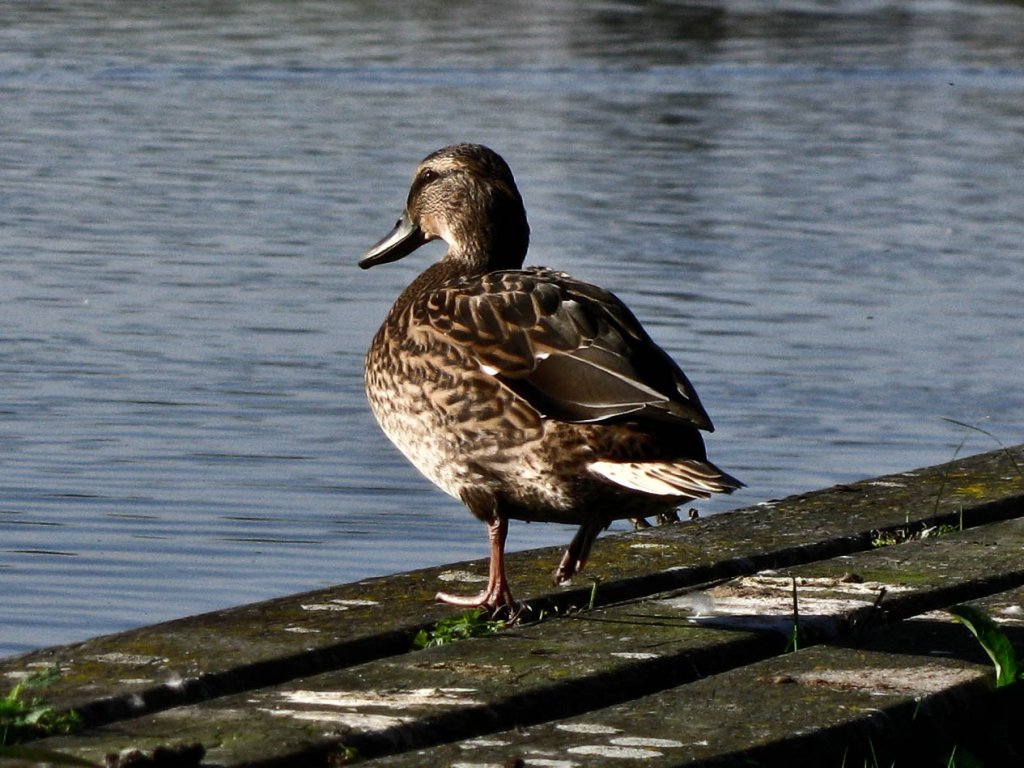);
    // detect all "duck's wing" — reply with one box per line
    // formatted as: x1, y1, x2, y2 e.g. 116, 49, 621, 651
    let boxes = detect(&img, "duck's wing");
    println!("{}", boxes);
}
418, 268, 714, 430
